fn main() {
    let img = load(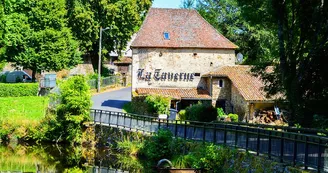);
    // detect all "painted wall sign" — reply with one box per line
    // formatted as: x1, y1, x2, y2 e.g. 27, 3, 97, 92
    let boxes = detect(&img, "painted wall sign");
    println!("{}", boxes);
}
137, 69, 195, 82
